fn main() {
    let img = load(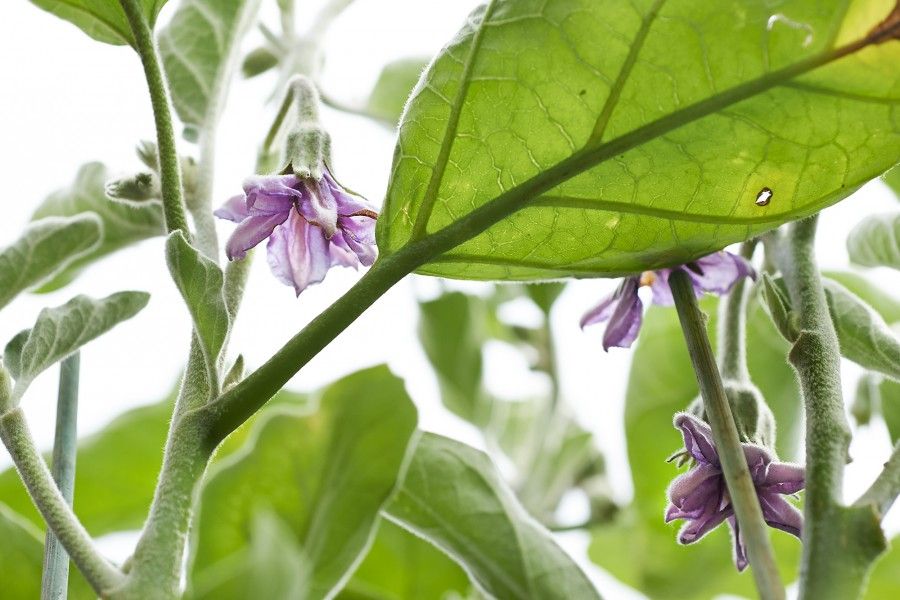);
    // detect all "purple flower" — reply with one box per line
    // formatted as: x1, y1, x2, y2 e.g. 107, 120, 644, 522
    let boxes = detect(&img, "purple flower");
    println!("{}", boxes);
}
215, 171, 378, 295
665, 413, 804, 571
581, 251, 755, 350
